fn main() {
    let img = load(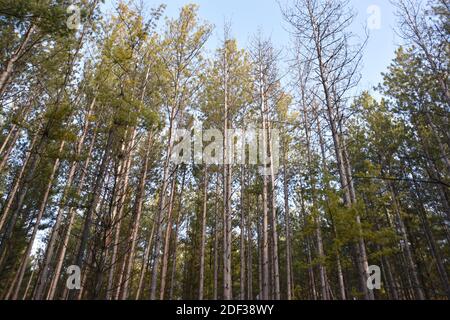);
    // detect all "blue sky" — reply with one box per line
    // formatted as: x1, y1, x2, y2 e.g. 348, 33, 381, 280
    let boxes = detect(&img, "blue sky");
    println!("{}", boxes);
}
105, 0, 401, 94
